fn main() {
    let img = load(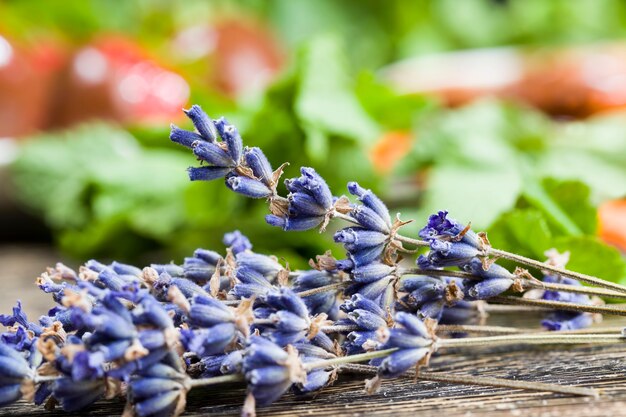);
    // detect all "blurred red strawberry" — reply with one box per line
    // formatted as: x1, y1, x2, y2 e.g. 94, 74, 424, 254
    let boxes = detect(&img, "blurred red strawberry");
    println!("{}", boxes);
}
50, 36, 189, 128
